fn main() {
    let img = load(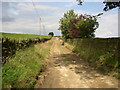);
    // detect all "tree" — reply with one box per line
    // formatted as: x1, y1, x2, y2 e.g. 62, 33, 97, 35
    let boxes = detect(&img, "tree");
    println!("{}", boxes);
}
76, 0, 120, 11
58, 10, 99, 38
103, 1, 120, 11
69, 14, 99, 38
48, 32, 54, 36
58, 10, 78, 39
